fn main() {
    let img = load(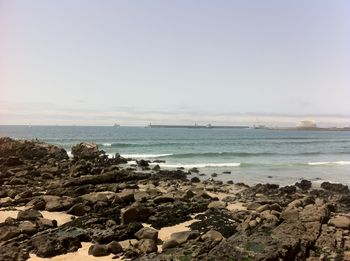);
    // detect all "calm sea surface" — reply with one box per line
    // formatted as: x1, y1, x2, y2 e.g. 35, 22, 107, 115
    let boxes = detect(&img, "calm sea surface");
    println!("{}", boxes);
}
1, 125, 350, 186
